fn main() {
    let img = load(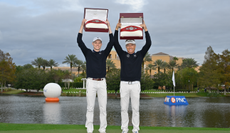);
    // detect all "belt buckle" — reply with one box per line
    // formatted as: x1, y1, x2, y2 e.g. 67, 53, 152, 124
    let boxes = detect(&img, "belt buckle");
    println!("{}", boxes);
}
128, 81, 132, 85
93, 78, 102, 81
